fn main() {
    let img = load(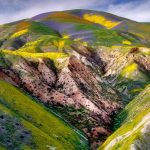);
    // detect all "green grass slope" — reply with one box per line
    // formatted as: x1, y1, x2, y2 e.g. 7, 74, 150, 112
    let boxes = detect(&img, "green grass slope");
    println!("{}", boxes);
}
0, 80, 88, 150
99, 84, 150, 150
